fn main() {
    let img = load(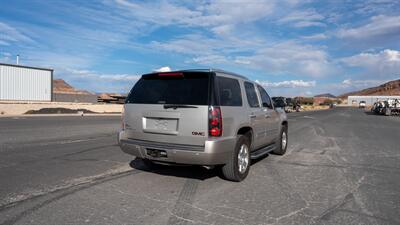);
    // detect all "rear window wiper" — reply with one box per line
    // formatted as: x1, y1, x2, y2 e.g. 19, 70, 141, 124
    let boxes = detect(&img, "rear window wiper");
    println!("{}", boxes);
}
163, 104, 198, 109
